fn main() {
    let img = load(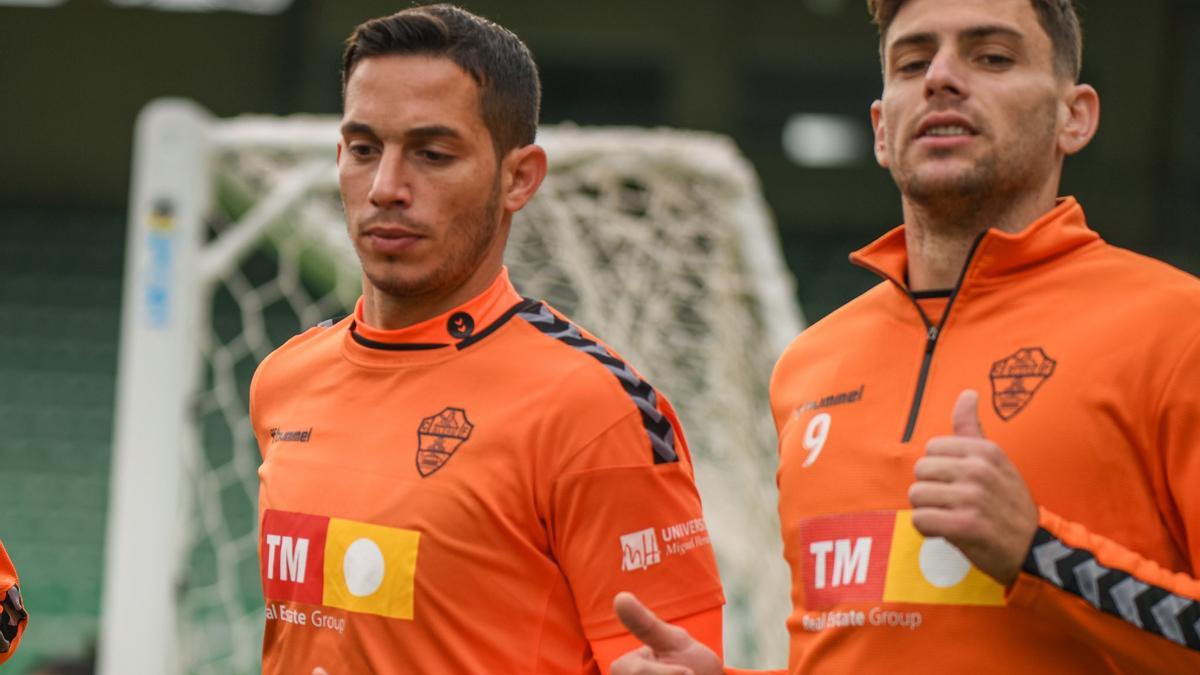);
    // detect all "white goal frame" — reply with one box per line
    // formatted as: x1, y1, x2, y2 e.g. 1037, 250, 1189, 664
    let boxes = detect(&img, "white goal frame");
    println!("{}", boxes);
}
100, 97, 803, 674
